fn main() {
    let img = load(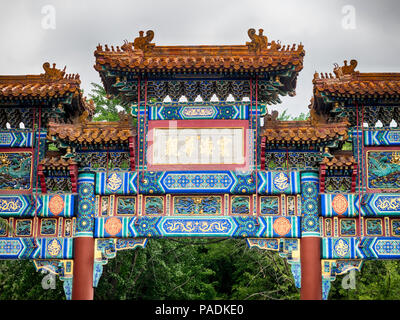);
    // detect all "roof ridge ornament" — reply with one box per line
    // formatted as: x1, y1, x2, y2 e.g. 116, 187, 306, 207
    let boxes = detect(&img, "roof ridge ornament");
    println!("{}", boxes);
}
246, 28, 268, 53
42, 62, 66, 80
263, 110, 279, 126
333, 59, 358, 78
133, 30, 155, 52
